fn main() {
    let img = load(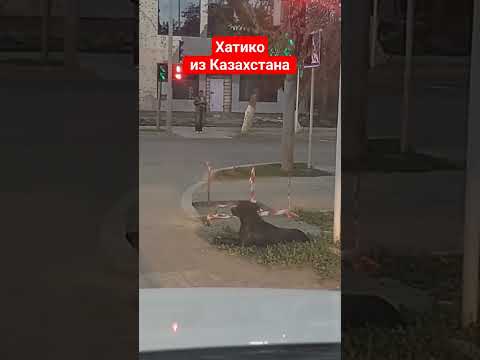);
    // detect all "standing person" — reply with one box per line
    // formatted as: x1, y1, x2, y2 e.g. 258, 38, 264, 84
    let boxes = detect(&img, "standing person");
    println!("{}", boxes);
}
194, 90, 207, 132
241, 88, 257, 134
